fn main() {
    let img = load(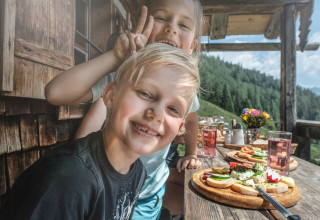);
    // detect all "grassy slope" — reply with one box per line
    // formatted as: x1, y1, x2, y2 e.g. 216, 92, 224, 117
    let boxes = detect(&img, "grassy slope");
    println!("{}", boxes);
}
198, 99, 269, 137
